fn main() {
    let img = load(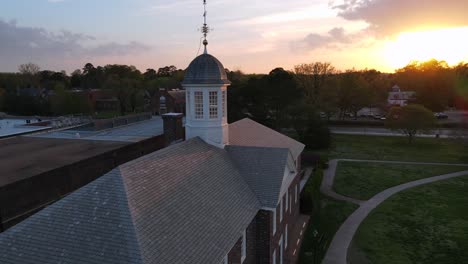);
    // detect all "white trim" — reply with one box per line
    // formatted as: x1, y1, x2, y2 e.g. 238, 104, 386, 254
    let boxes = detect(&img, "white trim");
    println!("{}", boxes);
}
272, 250, 276, 264
223, 255, 228, 264
285, 189, 289, 212
285, 224, 288, 249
